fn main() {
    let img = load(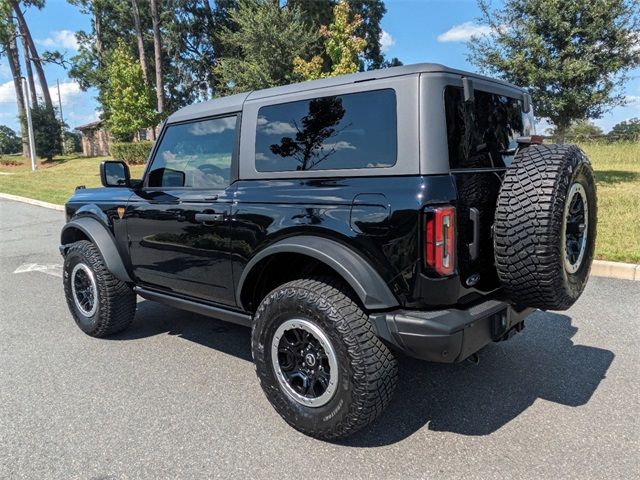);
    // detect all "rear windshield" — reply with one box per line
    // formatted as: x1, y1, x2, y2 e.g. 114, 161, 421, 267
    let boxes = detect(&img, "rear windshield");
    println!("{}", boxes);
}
255, 89, 397, 172
444, 86, 534, 169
